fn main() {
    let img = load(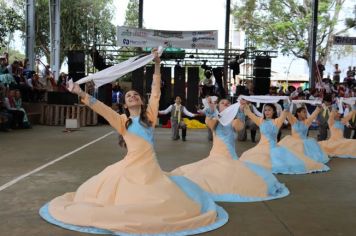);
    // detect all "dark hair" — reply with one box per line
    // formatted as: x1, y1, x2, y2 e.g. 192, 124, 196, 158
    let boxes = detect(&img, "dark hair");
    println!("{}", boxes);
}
263, 103, 278, 119
295, 107, 306, 118
118, 90, 152, 148
323, 93, 332, 103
